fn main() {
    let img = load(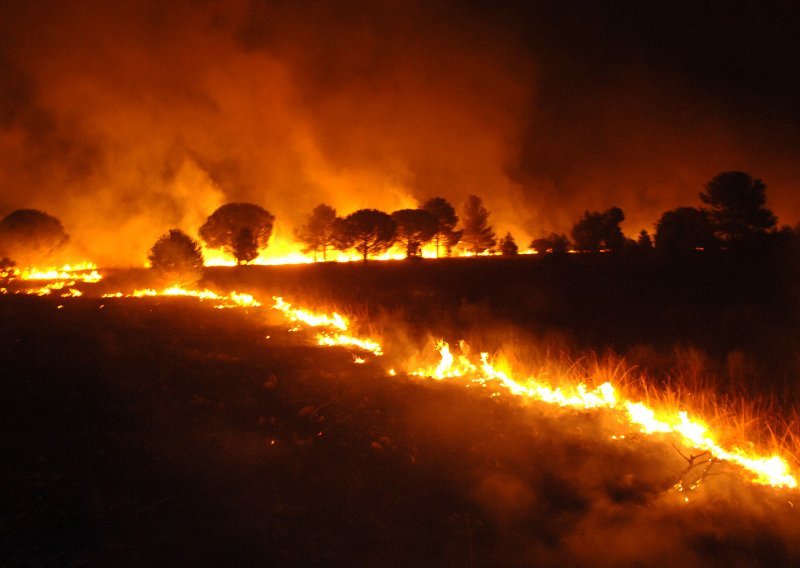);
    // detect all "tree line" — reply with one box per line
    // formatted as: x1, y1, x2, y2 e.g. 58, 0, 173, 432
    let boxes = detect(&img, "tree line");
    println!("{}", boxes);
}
148, 194, 497, 274
0, 171, 790, 278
